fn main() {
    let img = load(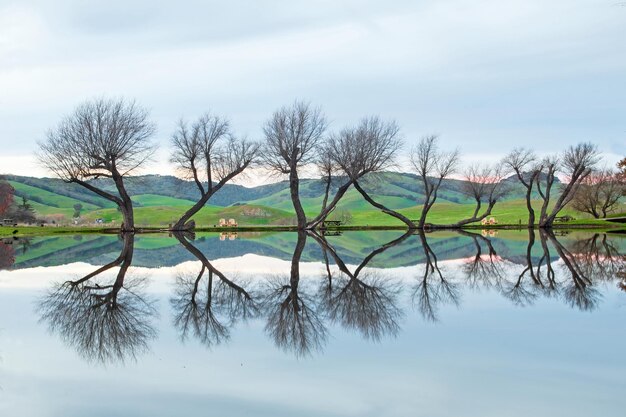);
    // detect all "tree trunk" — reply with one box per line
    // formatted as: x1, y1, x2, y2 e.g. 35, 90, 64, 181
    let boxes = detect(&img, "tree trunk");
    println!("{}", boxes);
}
111, 169, 135, 232
291, 231, 307, 285
438, 200, 496, 228
172, 163, 251, 231
306, 180, 353, 229
110, 232, 135, 307
289, 169, 307, 229
173, 193, 210, 231
353, 181, 415, 228
418, 179, 435, 229
524, 186, 535, 228
418, 199, 431, 229
70, 178, 130, 231
542, 169, 592, 228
